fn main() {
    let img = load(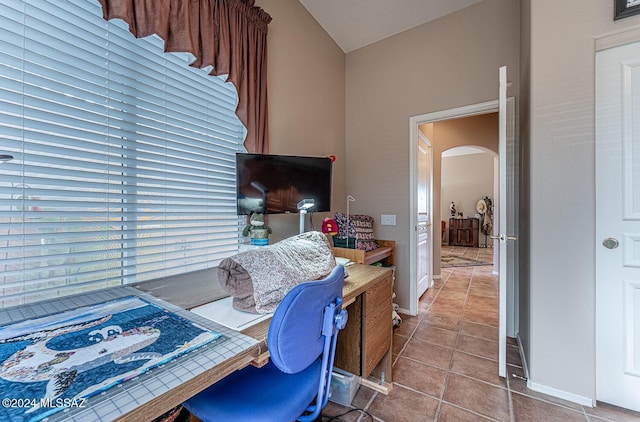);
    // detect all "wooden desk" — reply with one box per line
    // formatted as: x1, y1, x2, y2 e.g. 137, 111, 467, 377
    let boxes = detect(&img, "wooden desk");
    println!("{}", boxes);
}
334, 264, 394, 393
6, 263, 394, 421
138, 263, 396, 399
238, 264, 395, 393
